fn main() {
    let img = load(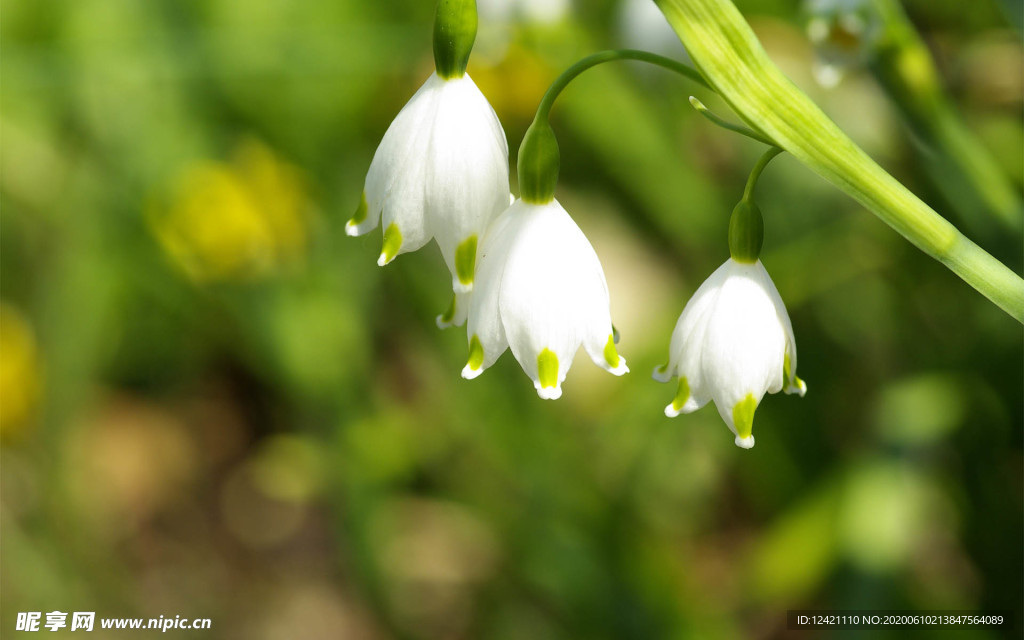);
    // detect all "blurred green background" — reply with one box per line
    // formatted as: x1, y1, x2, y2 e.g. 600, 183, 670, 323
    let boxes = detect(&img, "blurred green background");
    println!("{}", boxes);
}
2, 0, 1022, 638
